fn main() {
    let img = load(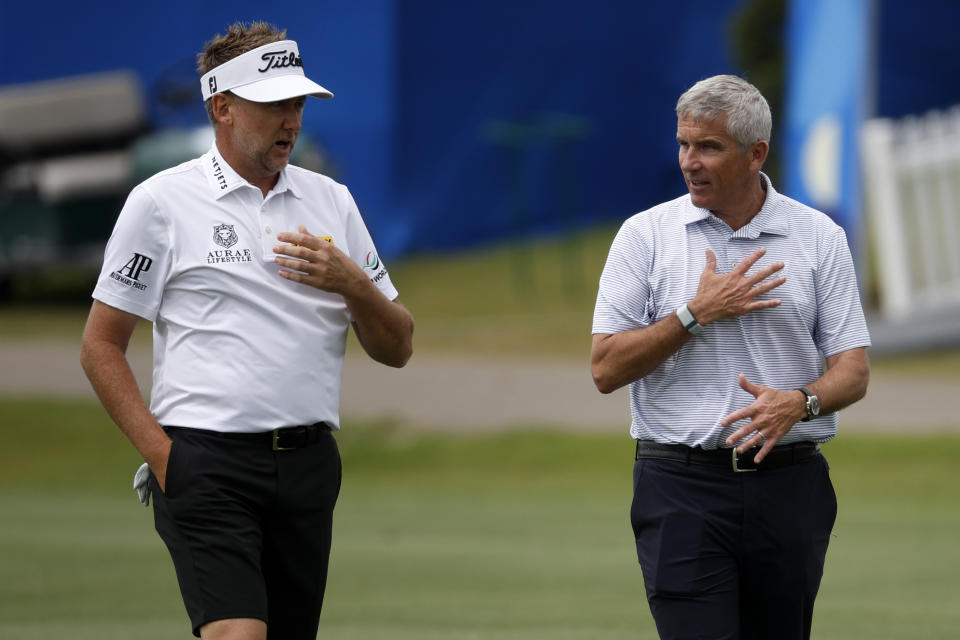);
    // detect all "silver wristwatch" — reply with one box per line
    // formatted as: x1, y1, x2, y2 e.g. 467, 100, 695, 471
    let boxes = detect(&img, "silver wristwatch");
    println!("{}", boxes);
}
798, 387, 820, 422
